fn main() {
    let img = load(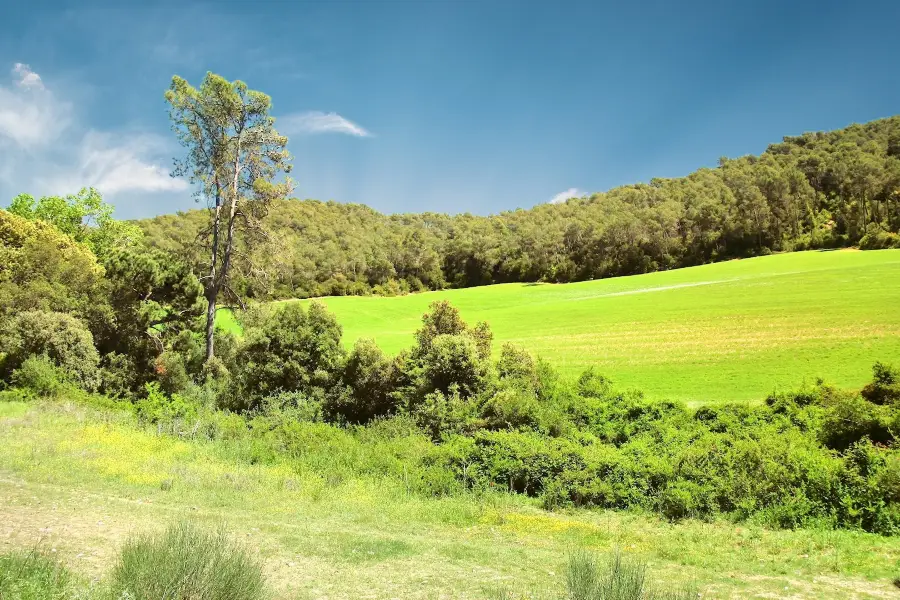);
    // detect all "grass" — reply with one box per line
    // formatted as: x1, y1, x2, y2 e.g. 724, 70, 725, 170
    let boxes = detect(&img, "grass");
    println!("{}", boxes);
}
0, 548, 79, 600
111, 521, 266, 600
222, 249, 900, 405
1, 398, 899, 599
